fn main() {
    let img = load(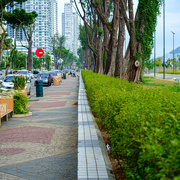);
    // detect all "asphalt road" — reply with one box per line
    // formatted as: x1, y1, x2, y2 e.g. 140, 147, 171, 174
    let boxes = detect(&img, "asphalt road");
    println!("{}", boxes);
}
145, 73, 180, 81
